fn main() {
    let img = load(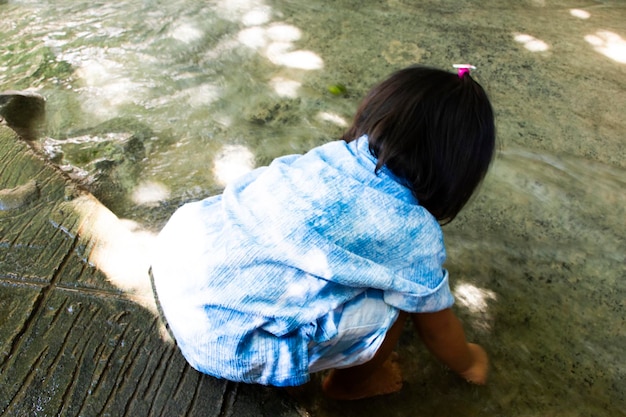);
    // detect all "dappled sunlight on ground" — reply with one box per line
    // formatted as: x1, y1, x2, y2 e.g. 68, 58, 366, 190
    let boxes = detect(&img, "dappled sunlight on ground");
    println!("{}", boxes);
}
265, 43, 324, 70
238, 21, 324, 70
213, 0, 270, 22
71, 55, 149, 119
61, 191, 178, 339
453, 283, 497, 315
68, 194, 158, 312
514, 33, 550, 52
212, 143, 256, 186
569, 9, 591, 20
316, 111, 348, 128
270, 76, 302, 98
131, 180, 170, 206
453, 282, 497, 333
513, 8, 626, 65
216, 0, 324, 92
54, 0, 326, 127
168, 21, 204, 43
585, 30, 626, 64
172, 83, 223, 108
